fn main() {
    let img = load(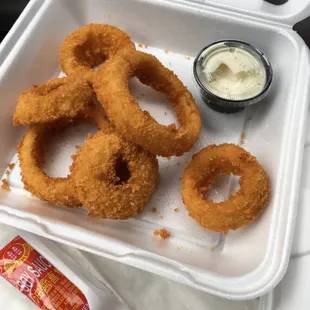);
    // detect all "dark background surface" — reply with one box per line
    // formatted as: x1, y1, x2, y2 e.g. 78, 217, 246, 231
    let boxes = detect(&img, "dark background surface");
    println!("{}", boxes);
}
0, 1, 310, 46
0, 0, 30, 41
